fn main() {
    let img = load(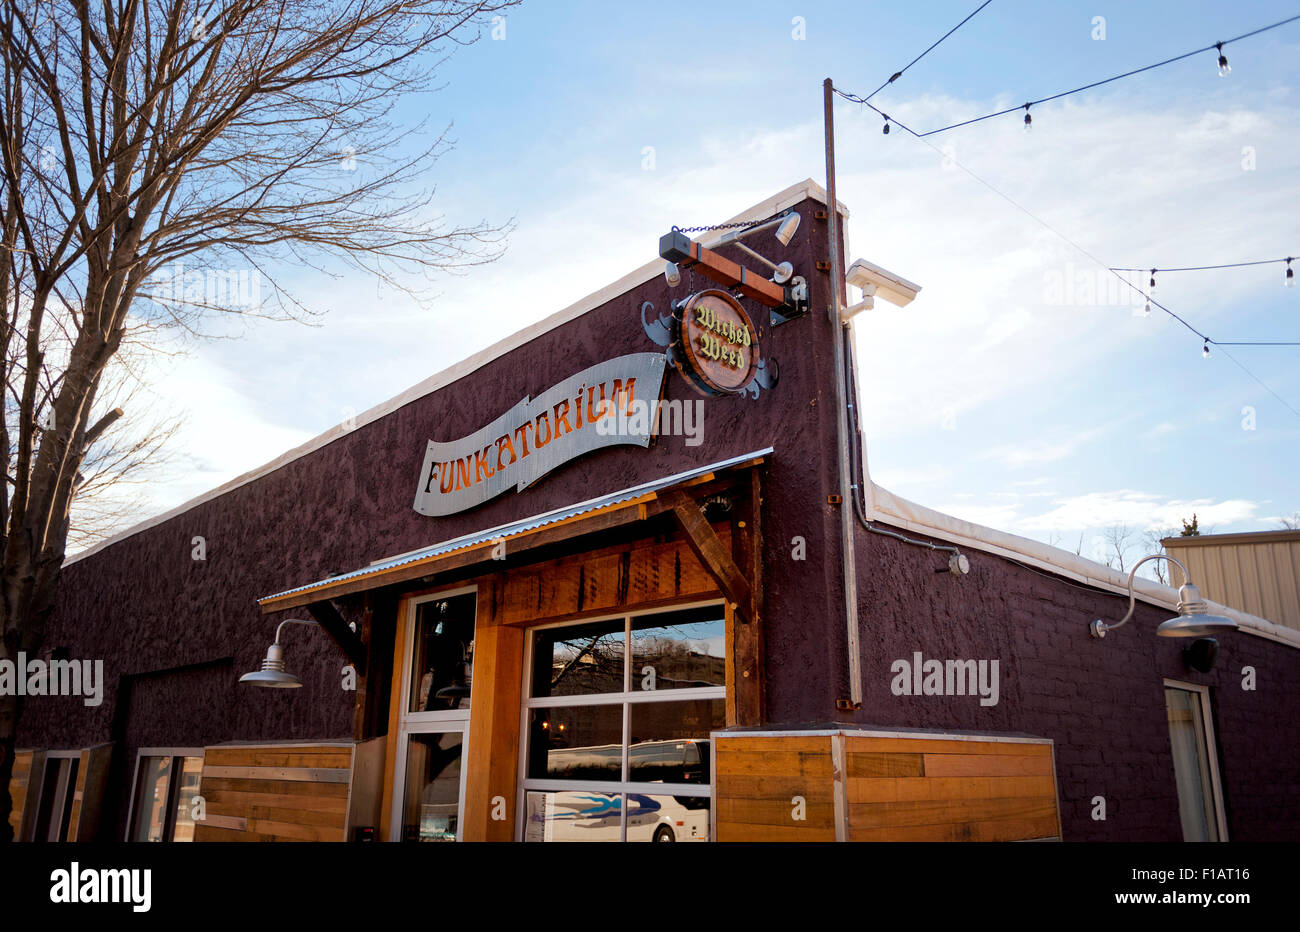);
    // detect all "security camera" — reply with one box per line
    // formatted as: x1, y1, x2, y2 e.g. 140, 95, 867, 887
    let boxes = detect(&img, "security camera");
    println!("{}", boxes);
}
846, 258, 921, 307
